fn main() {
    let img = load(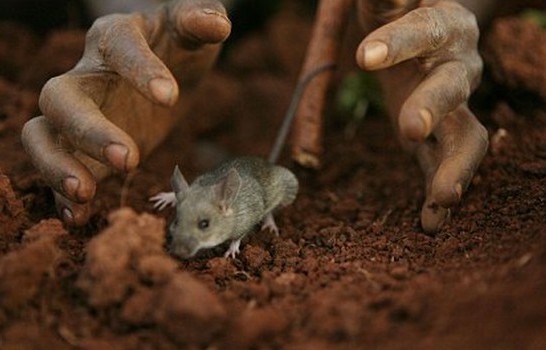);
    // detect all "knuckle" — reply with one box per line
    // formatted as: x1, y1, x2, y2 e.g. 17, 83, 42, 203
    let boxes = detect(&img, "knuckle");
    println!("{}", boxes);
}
414, 3, 480, 57
454, 66, 471, 103
445, 2, 480, 45
89, 14, 139, 58
87, 14, 126, 39
412, 8, 448, 50
86, 15, 116, 44
455, 3, 479, 32
438, 63, 471, 106
476, 122, 490, 150
20, 117, 40, 146
38, 76, 62, 113
468, 52, 484, 90
40, 75, 60, 96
